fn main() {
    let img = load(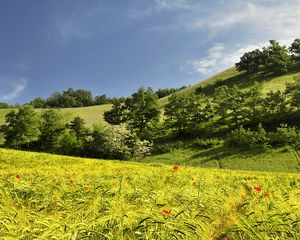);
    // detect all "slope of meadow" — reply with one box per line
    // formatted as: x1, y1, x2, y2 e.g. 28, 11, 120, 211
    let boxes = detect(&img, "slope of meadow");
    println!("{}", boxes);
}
0, 149, 300, 239
0, 104, 111, 127
0, 64, 299, 126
